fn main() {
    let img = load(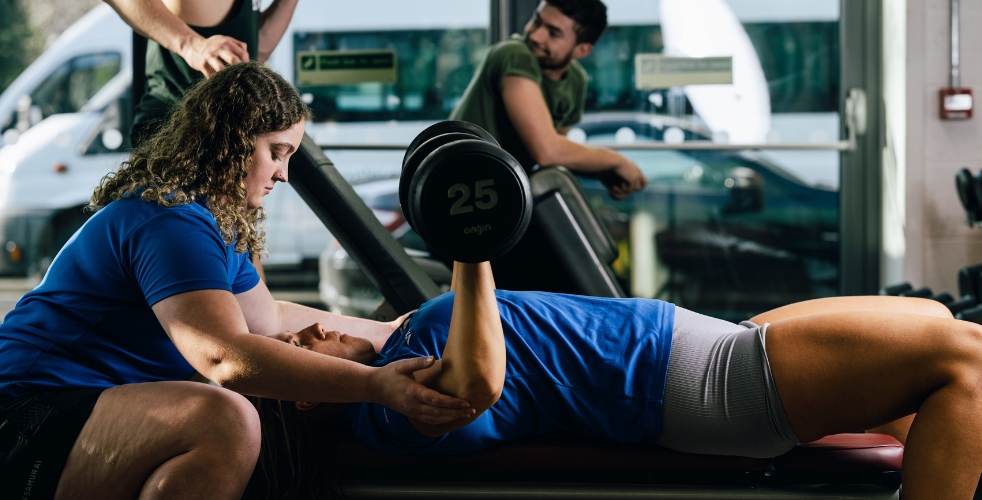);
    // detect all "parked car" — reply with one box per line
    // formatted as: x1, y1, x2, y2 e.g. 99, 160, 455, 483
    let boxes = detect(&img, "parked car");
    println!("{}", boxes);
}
319, 113, 839, 320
